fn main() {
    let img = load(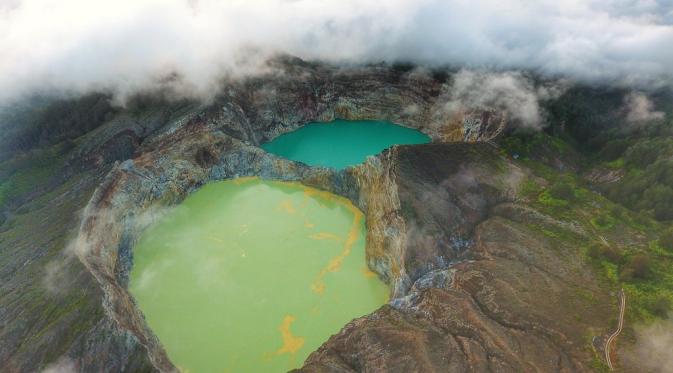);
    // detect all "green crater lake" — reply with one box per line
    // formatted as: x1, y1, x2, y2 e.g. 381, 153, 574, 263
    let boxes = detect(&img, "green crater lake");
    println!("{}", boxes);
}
262, 120, 430, 169
129, 178, 388, 373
